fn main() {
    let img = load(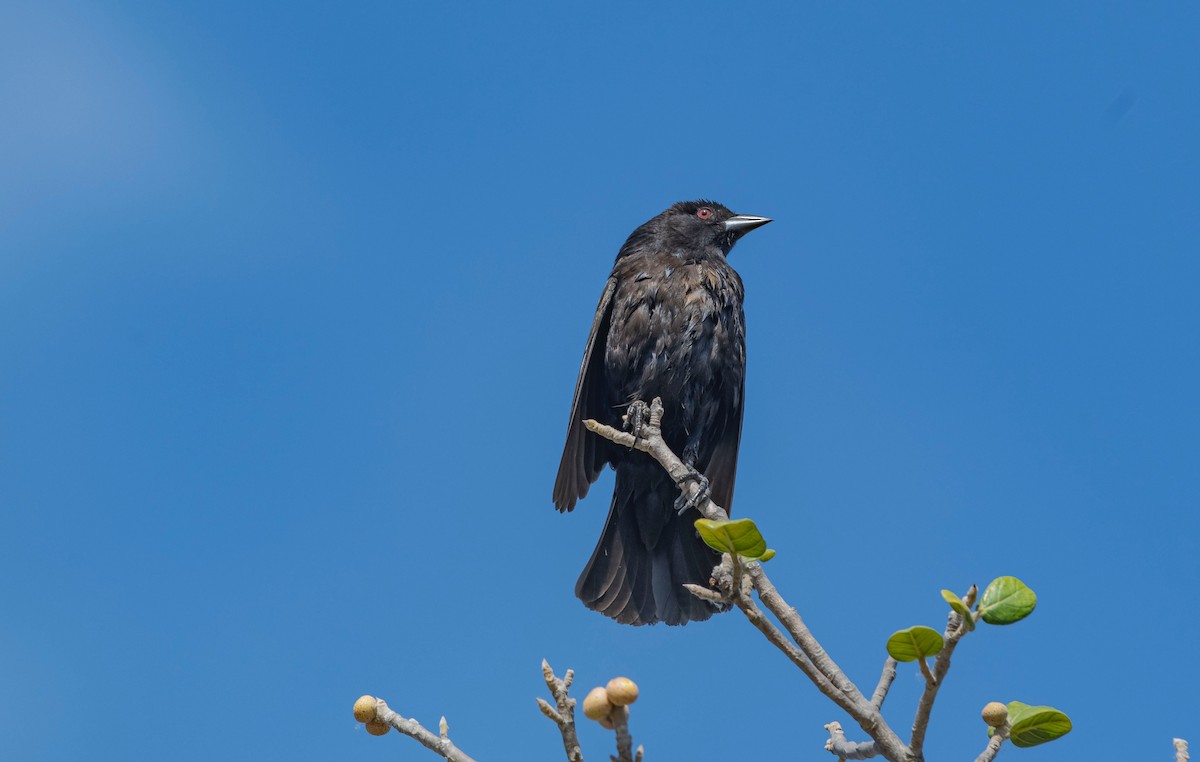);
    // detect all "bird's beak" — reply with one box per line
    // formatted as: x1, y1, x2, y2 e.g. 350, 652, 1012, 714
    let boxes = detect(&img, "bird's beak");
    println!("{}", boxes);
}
724, 215, 772, 235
